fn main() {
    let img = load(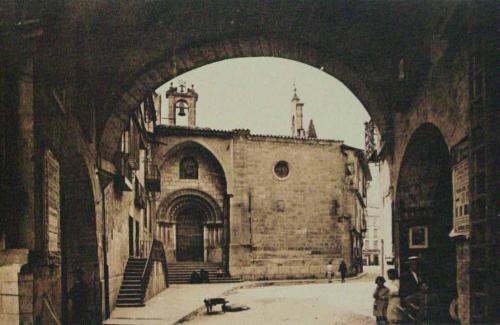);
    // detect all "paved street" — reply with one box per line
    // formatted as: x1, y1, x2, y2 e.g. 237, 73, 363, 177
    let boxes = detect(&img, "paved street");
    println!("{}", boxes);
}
104, 266, 383, 325
186, 267, 381, 325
